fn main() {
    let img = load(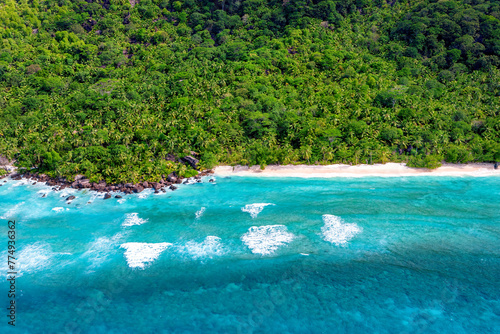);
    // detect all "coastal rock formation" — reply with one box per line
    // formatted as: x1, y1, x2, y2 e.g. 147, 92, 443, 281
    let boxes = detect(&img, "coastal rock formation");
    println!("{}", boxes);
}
2, 168, 213, 198
167, 172, 177, 183
181, 156, 199, 169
